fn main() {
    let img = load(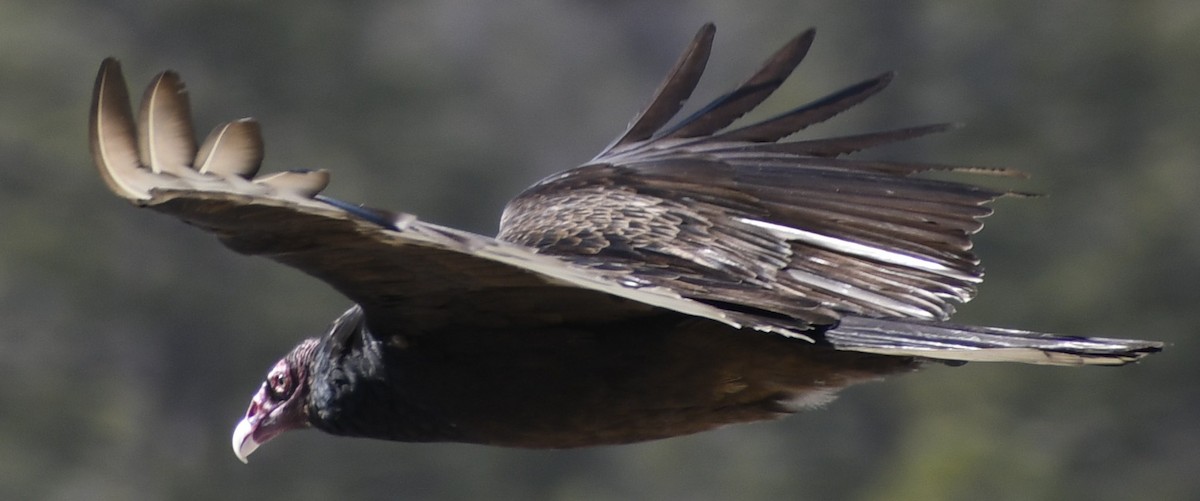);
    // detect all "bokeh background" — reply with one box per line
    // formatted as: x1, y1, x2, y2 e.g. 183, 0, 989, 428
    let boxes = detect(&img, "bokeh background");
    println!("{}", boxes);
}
2, 1, 1198, 499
